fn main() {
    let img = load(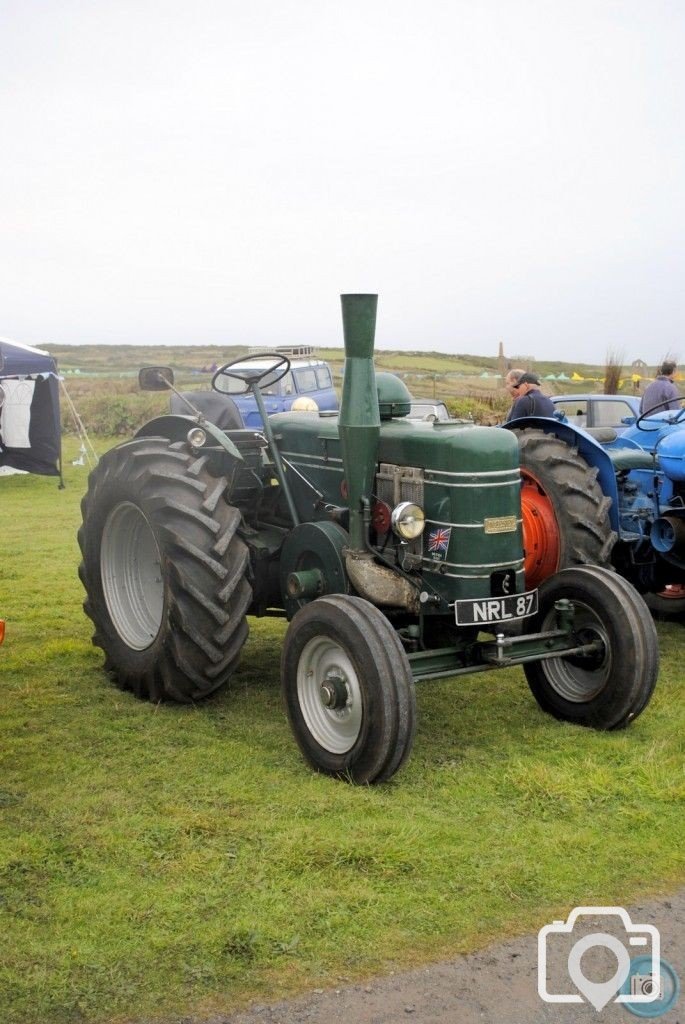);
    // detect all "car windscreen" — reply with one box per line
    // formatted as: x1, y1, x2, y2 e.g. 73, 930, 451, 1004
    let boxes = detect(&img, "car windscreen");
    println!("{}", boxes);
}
219, 368, 282, 396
